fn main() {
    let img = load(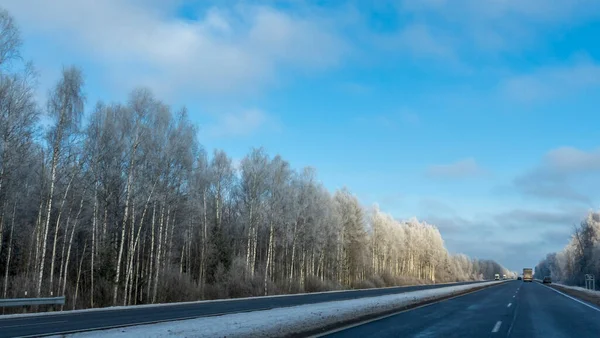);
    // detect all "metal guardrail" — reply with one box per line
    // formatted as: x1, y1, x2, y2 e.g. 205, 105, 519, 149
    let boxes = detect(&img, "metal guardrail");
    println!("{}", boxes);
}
0, 296, 65, 307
